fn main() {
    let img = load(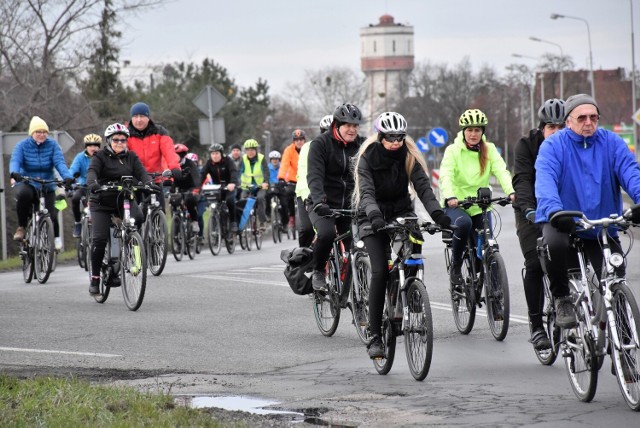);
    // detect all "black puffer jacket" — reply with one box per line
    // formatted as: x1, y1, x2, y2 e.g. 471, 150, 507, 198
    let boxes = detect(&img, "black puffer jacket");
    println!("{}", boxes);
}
307, 131, 364, 209
201, 156, 239, 186
86, 146, 150, 211
512, 129, 544, 214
